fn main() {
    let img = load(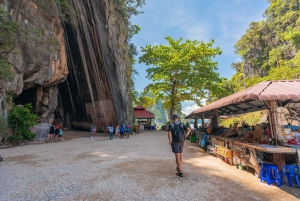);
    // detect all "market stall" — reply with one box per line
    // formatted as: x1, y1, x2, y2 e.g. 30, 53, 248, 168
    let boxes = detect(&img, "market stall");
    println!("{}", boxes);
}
187, 80, 300, 180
